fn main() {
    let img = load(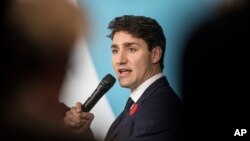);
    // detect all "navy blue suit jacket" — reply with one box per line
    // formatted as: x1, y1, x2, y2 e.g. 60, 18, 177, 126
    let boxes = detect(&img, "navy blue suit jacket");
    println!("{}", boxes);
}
105, 76, 183, 141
